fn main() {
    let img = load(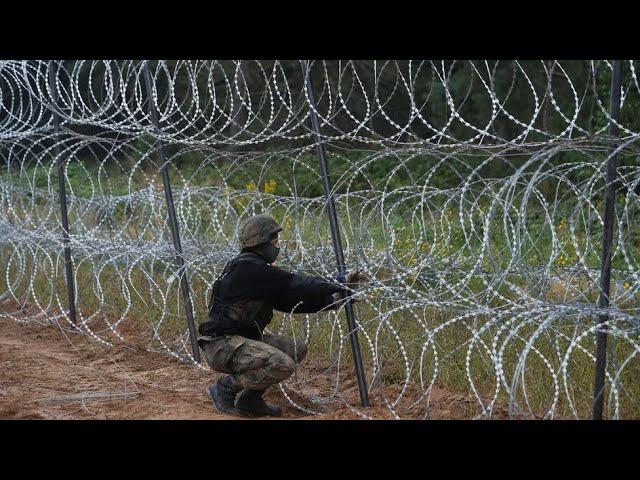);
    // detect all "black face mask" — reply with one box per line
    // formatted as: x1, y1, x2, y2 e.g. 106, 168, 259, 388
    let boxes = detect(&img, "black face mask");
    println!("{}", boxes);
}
258, 243, 280, 264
